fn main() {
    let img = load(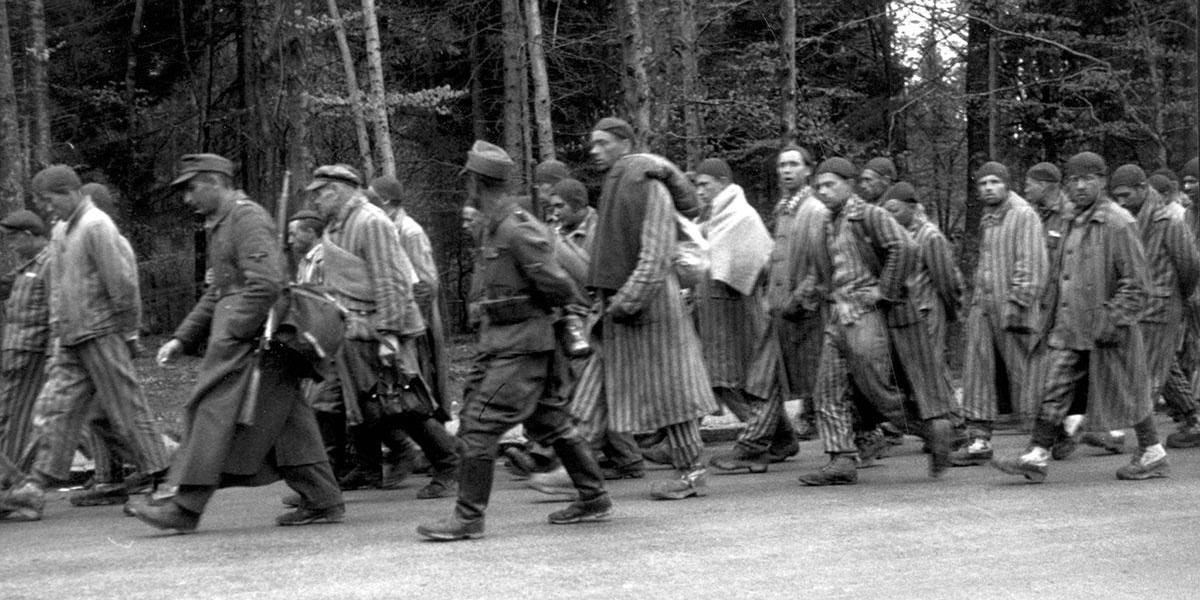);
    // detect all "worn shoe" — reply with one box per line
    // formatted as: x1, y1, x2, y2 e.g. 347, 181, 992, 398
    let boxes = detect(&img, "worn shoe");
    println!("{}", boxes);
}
337, 468, 382, 491
276, 504, 345, 526
547, 494, 613, 524
1165, 420, 1200, 449
641, 444, 673, 466
3, 482, 45, 521
1050, 430, 1080, 461
792, 418, 819, 442
927, 419, 953, 479
880, 422, 905, 446
855, 430, 889, 467
990, 448, 1049, 483
1116, 447, 1170, 480
602, 462, 646, 480
798, 455, 857, 486
1081, 431, 1126, 454
416, 476, 457, 500
129, 499, 200, 533
281, 492, 301, 508
502, 446, 540, 479
527, 467, 578, 500
709, 449, 770, 474
416, 516, 484, 541
766, 439, 800, 463
69, 482, 130, 507
650, 468, 709, 500
950, 438, 993, 466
